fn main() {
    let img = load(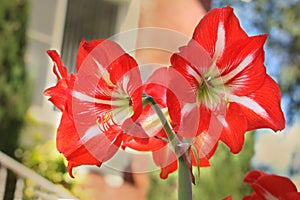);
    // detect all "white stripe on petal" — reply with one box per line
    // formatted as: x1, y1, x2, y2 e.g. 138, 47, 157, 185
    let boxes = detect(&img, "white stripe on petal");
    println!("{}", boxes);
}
182, 103, 198, 114
81, 125, 100, 143
93, 58, 116, 87
213, 22, 225, 62
187, 65, 202, 84
222, 54, 254, 83
73, 91, 131, 108
216, 115, 228, 128
229, 94, 268, 118
111, 99, 130, 107
112, 106, 133, 125
141, 108, 167, 137
263, 191, 278, 200
54, 63, 63, 80
73, 91, 112, 105
122, 76, 129, 92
